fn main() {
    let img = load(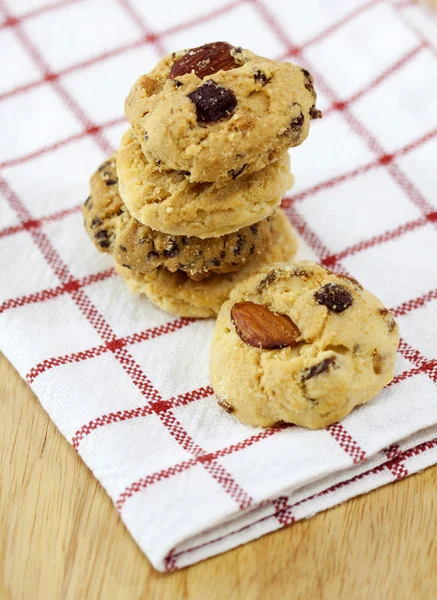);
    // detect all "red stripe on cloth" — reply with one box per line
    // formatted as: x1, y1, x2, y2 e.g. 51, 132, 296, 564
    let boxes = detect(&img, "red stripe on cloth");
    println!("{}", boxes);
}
0, 205, 81, 239
321, 215, 429, 267
0, 1, 112, 156
323, 43, 425, 117
116, 427, 282, 511
164, 436, 437, 570
327, 423, 367, 464
0, 268, 114, 316
27, 318, 192, 385
393, 288, 437, 317
383, 443, 409, 479
279, 0, 384, 59
0, 117, 125, 170
72, 384, 212, 450
0, 0, 81, 30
